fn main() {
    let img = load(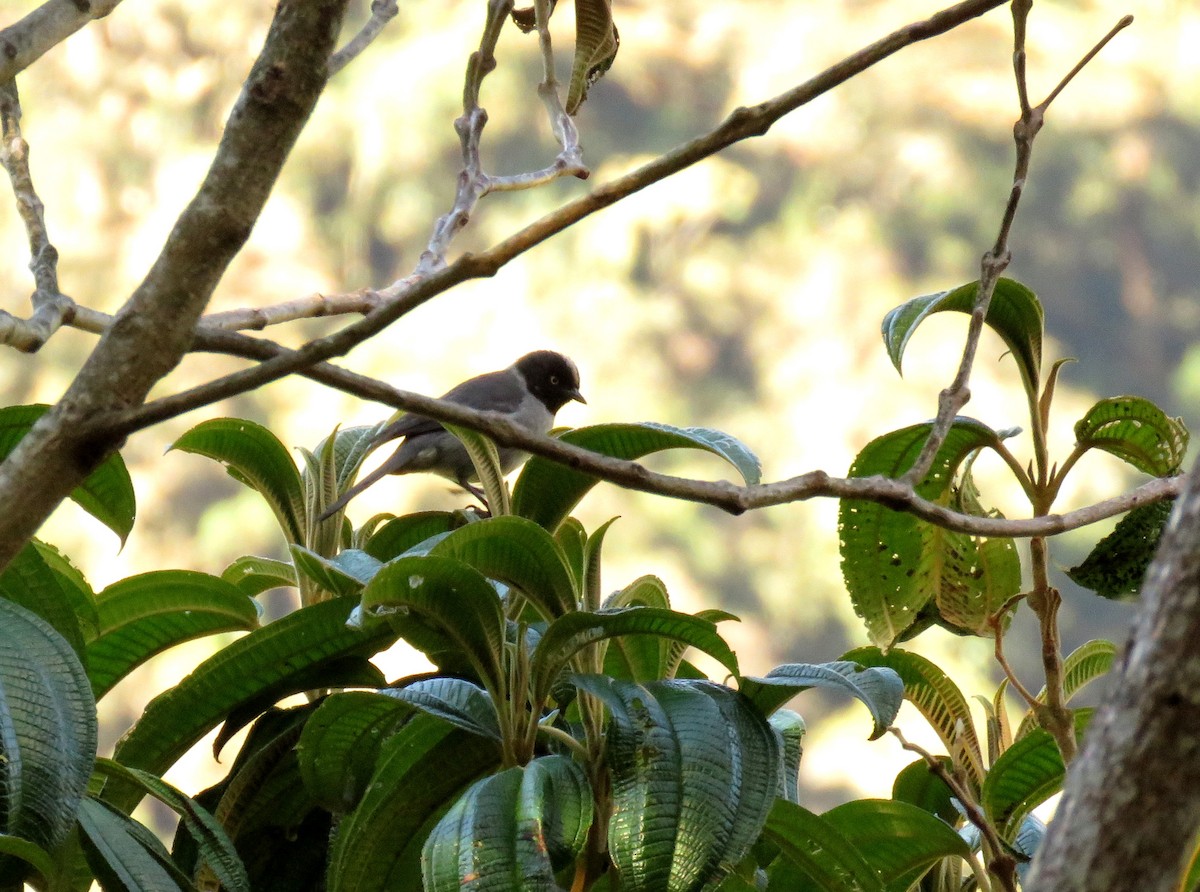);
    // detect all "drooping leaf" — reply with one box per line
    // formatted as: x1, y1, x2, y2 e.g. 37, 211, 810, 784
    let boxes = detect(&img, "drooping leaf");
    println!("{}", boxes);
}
0, 600, 96, 856
0, 539, 91, 657
362, 511, 460, 562
1073, 396, 1188, 477
574, 677, 781, 892
981, 709, 1093, 839
86, 570, 259, 699
882, 278, 1044, 400
532, 607, 739, 706
0, 834, 55, 887
108, 598, 396, 813
1067, 499, 1174, 600
382, 678, 501, 740
513, 422, 761, 532
430, 515, 579, 620
221, 555, 298, 597
891, 756, 959, 825
421, 756, 593, 891
77, 797, 192, 892
289, 544, 378, 597
843, 646, 984, 786
326, 715, 502, 892
739, 661, 903, 738
92, 759, 248, 892
838, 418, 1004, 648
566, 0, 619, 114
0, 405, 136, 543
171, 418, 305, 543
771, 710, 806, 804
